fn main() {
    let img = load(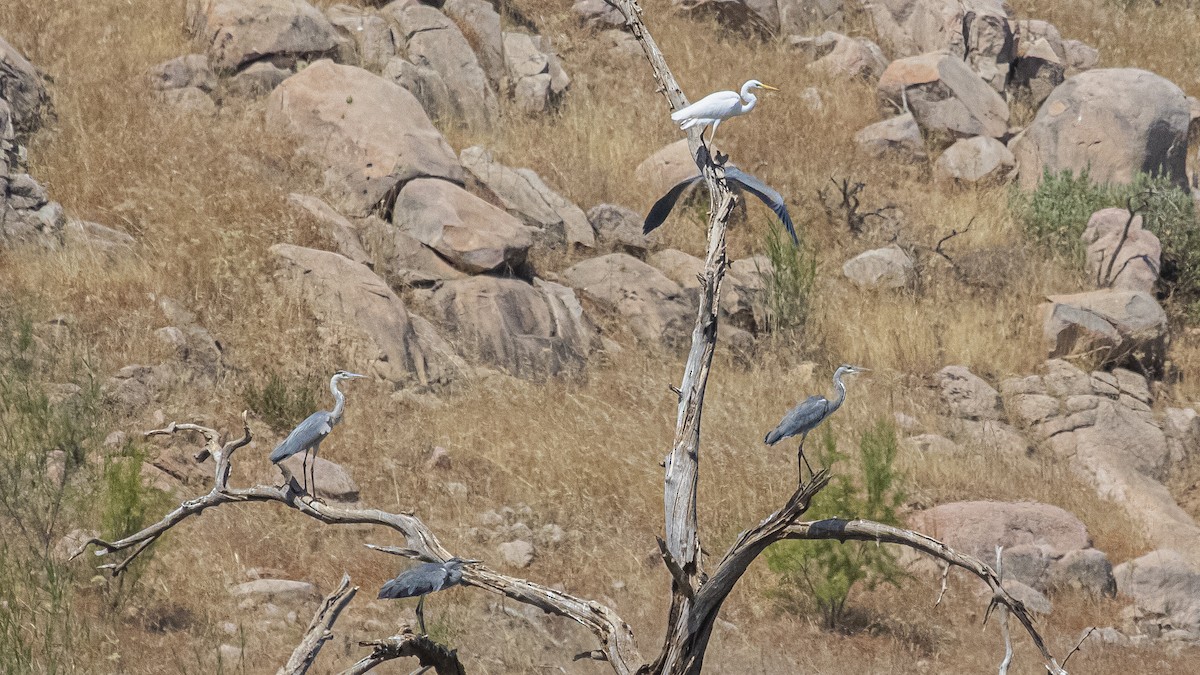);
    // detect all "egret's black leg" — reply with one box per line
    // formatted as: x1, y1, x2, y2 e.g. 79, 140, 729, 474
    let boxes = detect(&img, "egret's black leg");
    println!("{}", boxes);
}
416, 595, 427, 634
